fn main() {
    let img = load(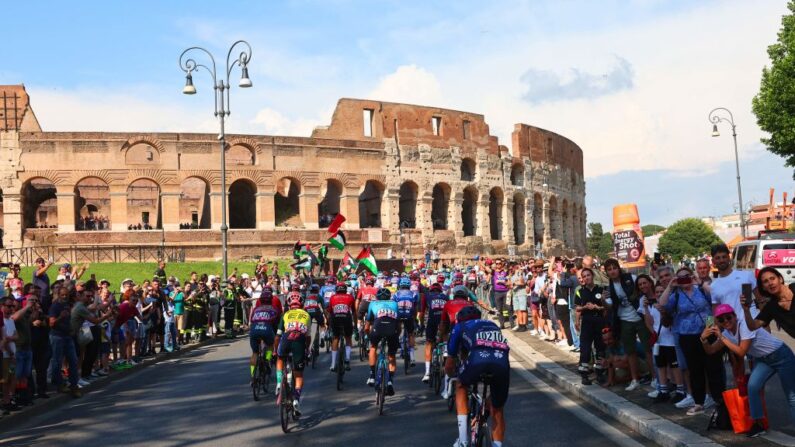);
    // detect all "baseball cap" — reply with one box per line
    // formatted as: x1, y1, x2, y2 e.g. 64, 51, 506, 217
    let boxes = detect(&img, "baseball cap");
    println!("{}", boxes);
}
241, 273, 250, 279
100, 279, 110, 286
713, 304, 735, 318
